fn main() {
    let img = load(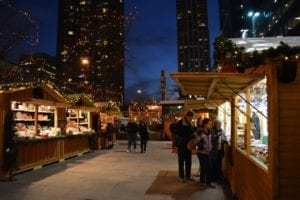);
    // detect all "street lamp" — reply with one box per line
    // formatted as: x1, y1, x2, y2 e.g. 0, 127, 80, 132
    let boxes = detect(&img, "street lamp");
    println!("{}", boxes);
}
81, 57, 89, 84
247, 11, 260, 38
